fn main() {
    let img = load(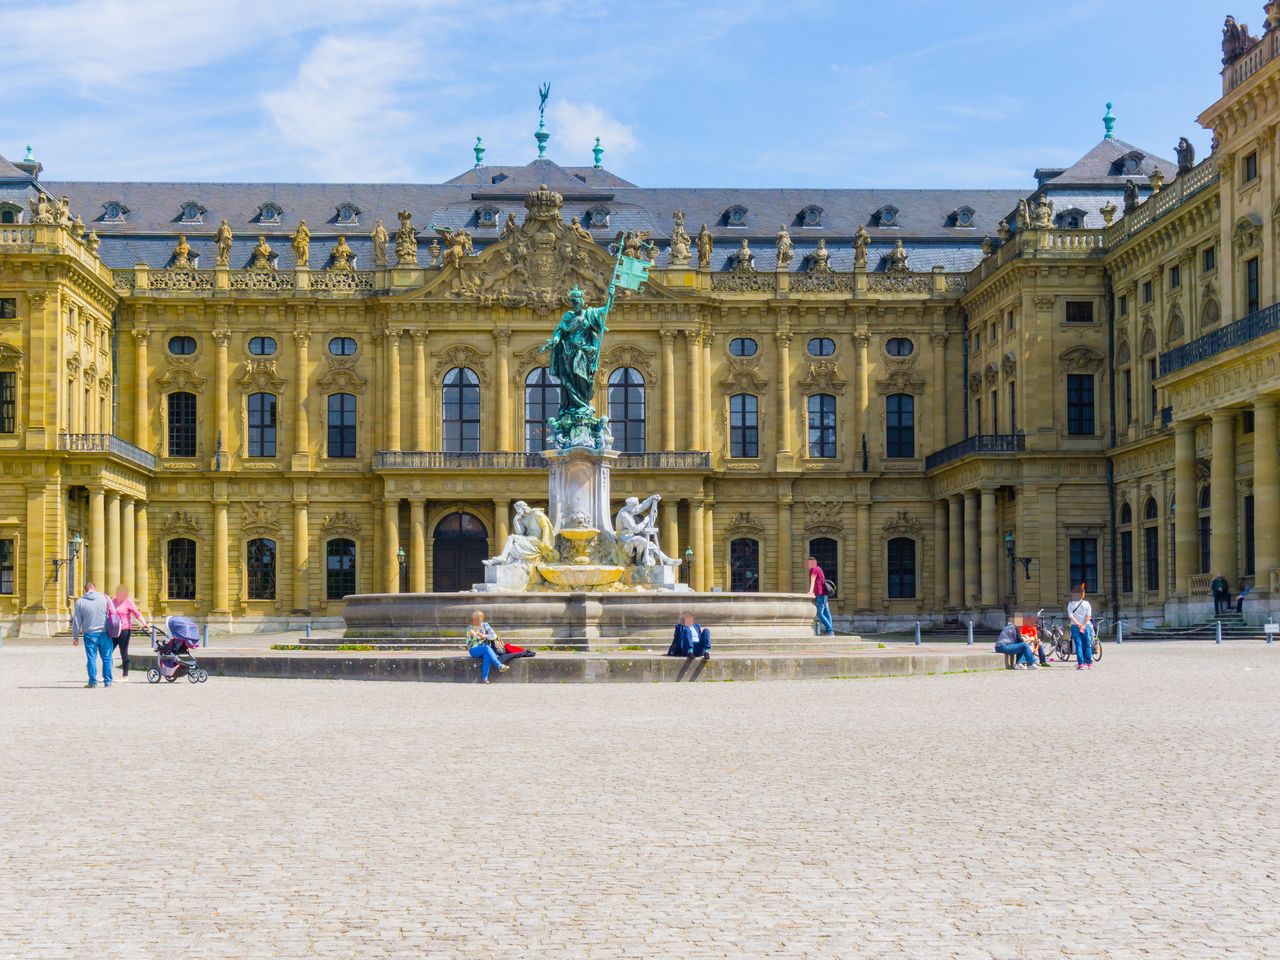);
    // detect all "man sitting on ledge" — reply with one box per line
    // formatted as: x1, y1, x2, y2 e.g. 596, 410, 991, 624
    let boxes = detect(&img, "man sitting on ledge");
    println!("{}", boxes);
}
667, 611, 710, 661
994, 620, 1038, 670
